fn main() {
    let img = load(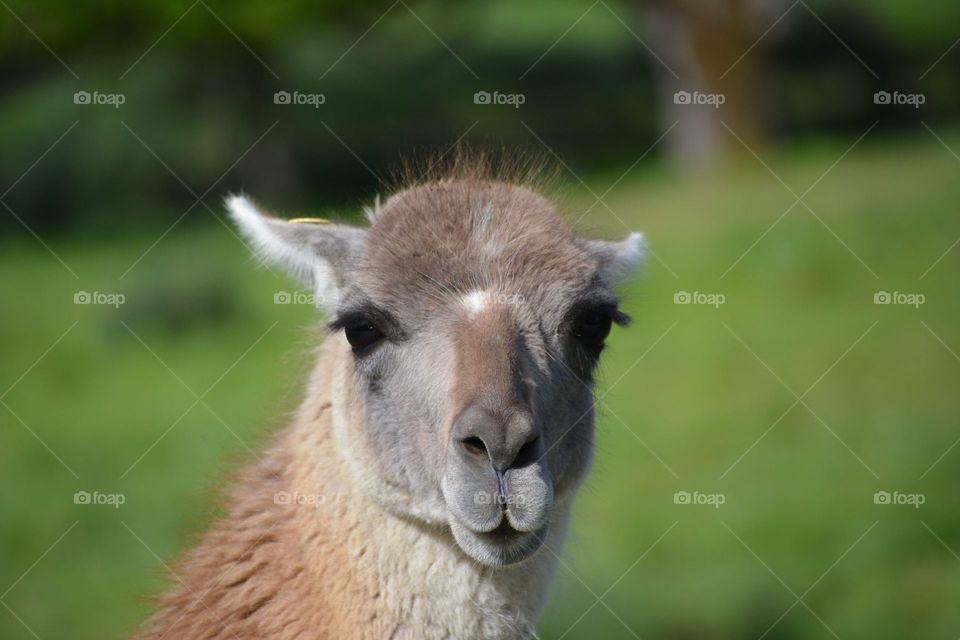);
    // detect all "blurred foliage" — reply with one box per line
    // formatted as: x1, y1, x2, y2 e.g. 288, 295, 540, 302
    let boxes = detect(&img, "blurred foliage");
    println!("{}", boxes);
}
837, 0, 960, 45
1, 0, 959, 232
